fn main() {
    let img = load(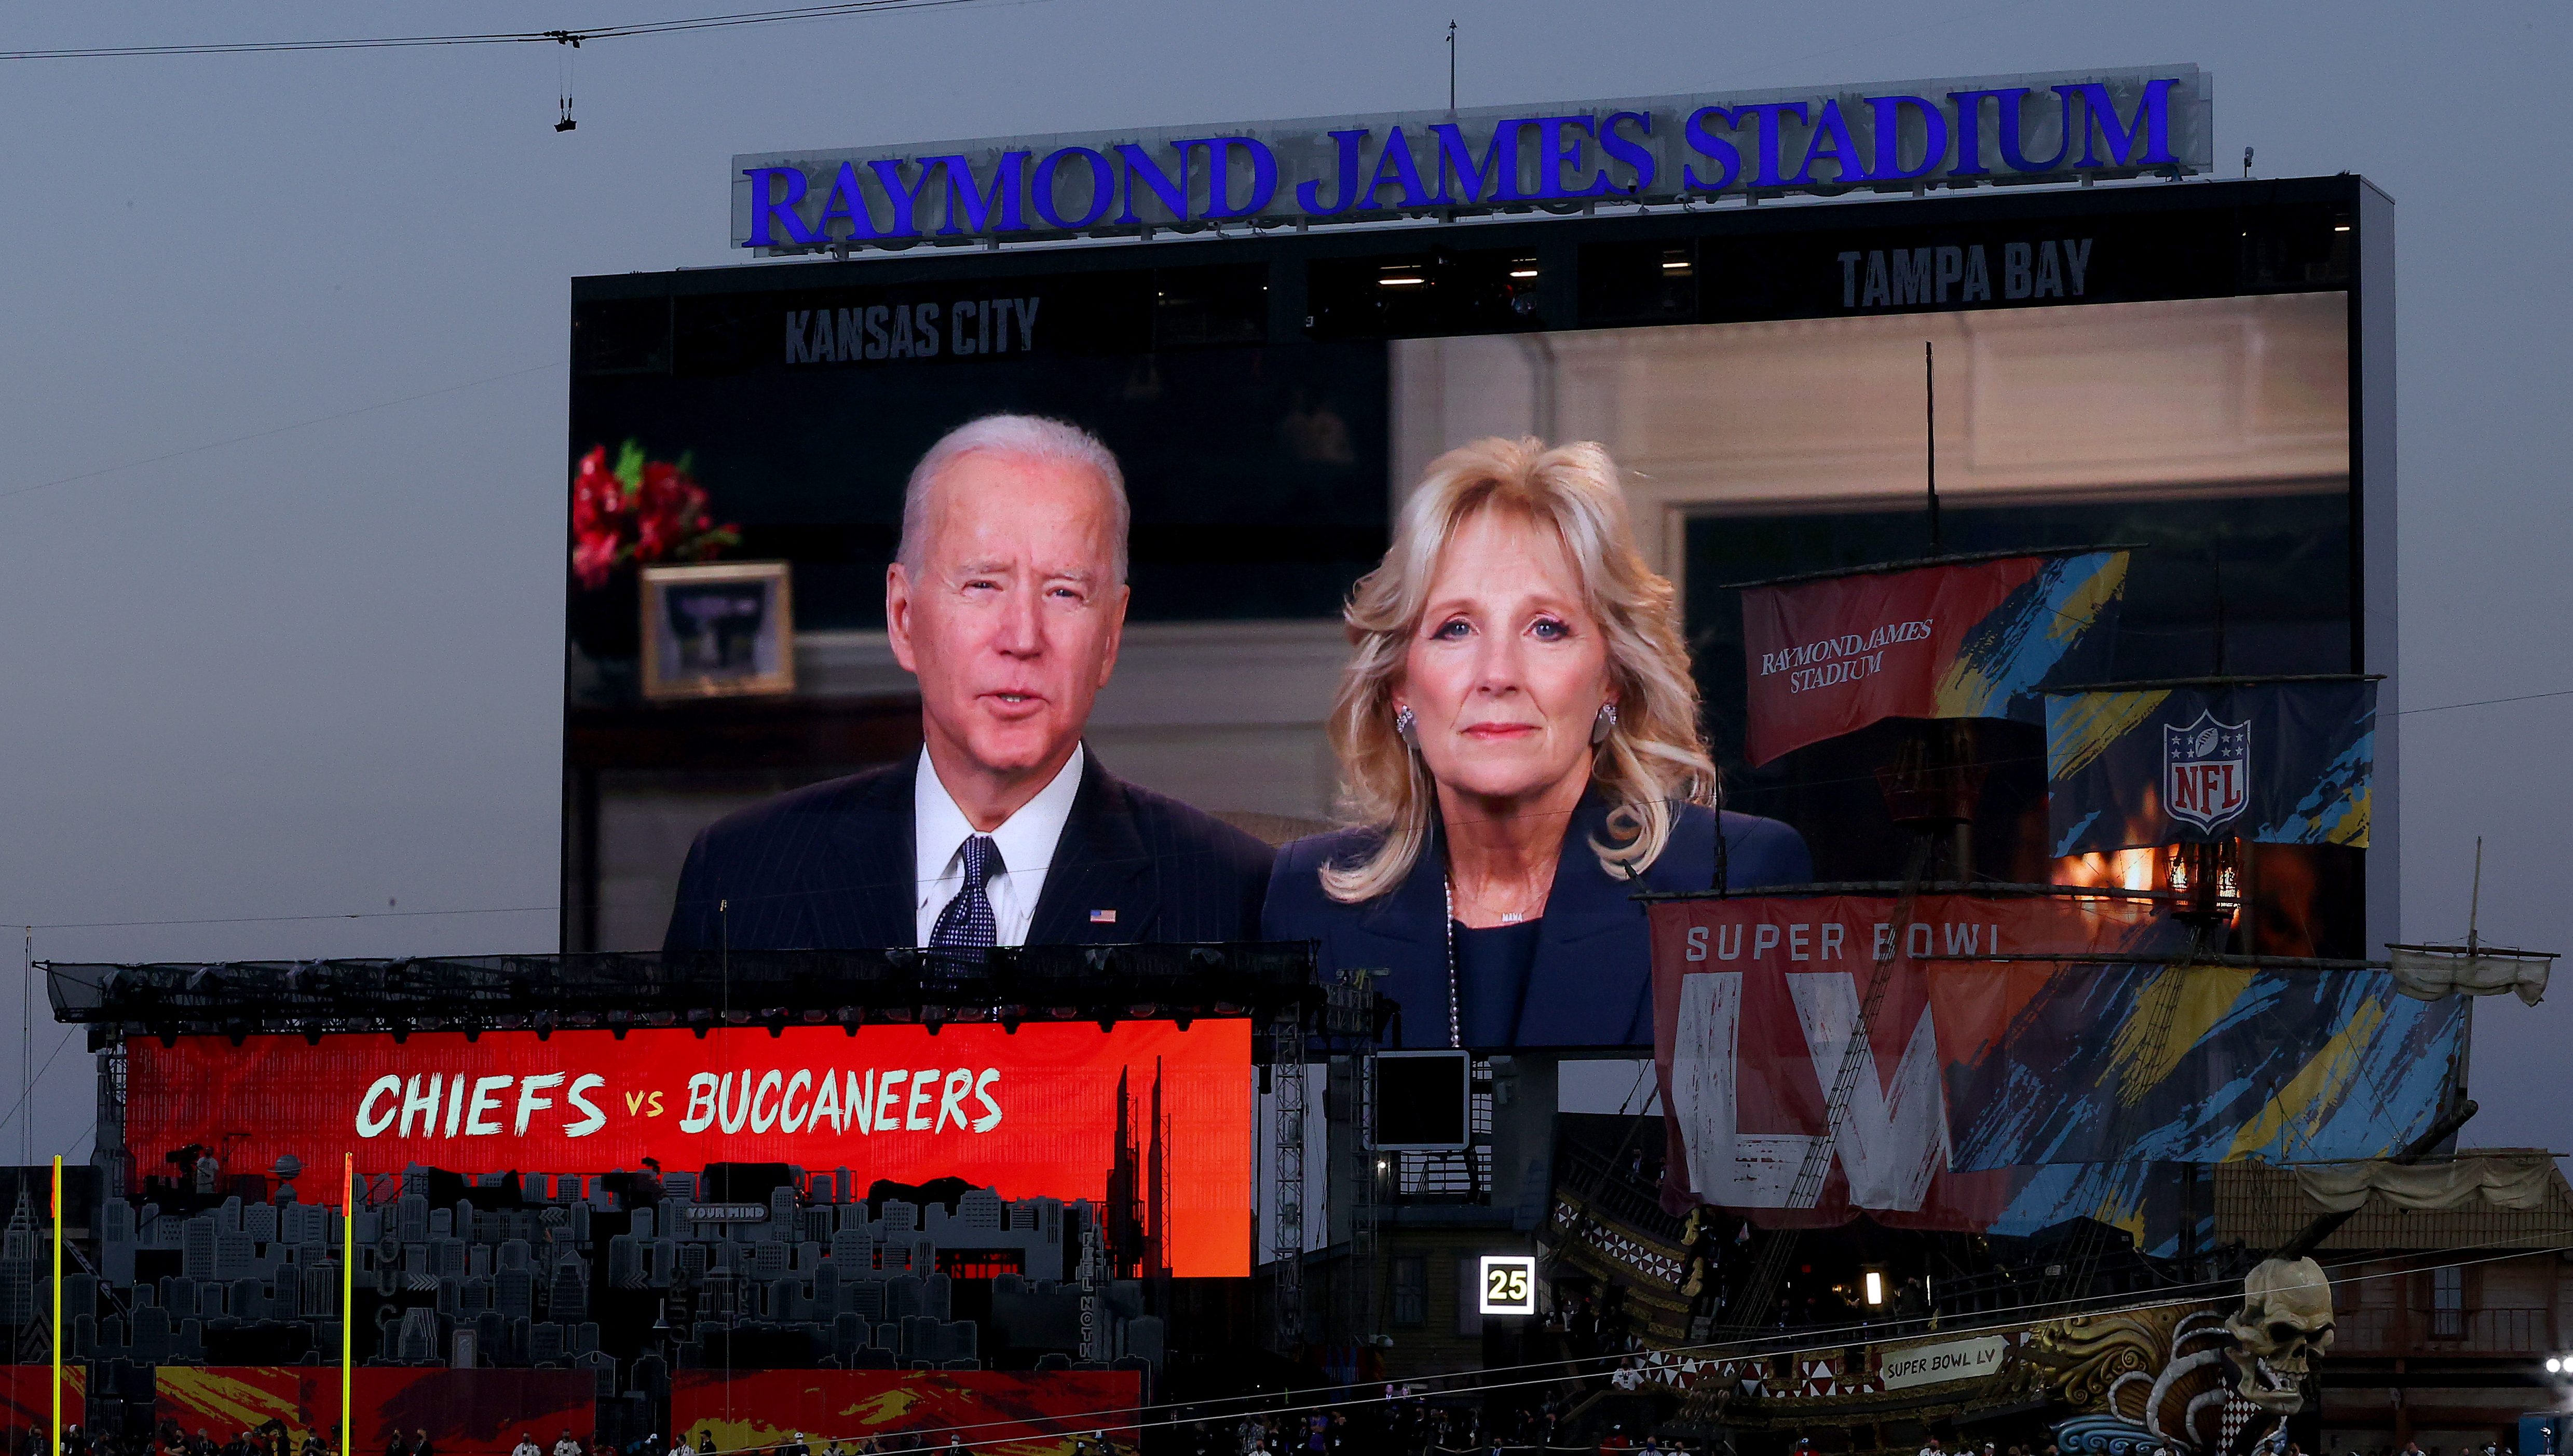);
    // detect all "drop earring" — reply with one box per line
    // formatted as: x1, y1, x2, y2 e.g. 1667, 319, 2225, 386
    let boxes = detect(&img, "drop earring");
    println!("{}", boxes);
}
1591, 702, 1618, 745
1395, 705, 1419, 749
